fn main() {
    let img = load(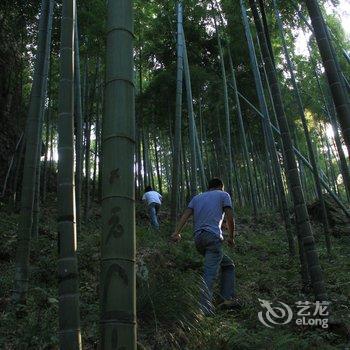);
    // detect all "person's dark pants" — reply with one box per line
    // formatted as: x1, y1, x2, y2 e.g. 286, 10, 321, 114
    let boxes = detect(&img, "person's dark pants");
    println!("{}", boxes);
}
195, 230, 235, 315
148, 202, 160, 229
